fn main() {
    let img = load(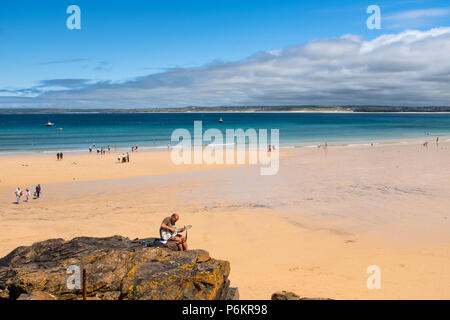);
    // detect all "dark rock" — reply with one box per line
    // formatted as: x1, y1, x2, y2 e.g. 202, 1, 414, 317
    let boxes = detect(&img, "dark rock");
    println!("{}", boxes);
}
0, 235, 238, 300
271, 291, 332, 300
271, 291, 300, 300
223, 286, 239, 300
